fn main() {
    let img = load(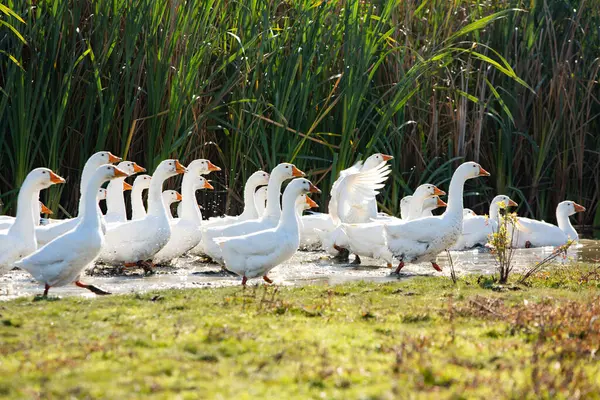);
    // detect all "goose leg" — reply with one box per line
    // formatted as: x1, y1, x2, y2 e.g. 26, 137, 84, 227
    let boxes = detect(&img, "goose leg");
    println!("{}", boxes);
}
394, 262, 404, 274
431, 262, 442, 272
263, 275, 273, 284
352, 254, 361, 265
242, 276, 248, 286
43, 284, 50, 297
75, 281, 112, 296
